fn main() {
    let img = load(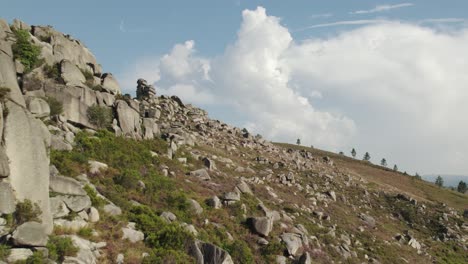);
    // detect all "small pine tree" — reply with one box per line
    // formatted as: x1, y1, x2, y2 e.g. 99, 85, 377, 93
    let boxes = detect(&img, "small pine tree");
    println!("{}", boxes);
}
351, 148, 356, 158
457, 181, 467, 193
435, 175, 444, 187
414, 173, 421, 180
363, 152, 371, 161
393, 165, 398, 172
296, 138, 301, 145
380, 158, 387, 167
339, 151, 344, 155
